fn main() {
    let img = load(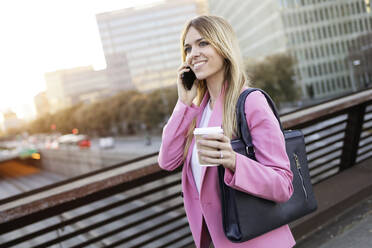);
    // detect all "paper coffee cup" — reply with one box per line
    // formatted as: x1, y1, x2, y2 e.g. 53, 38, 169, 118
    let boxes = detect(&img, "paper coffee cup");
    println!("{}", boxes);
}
193, 126, 223, 166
